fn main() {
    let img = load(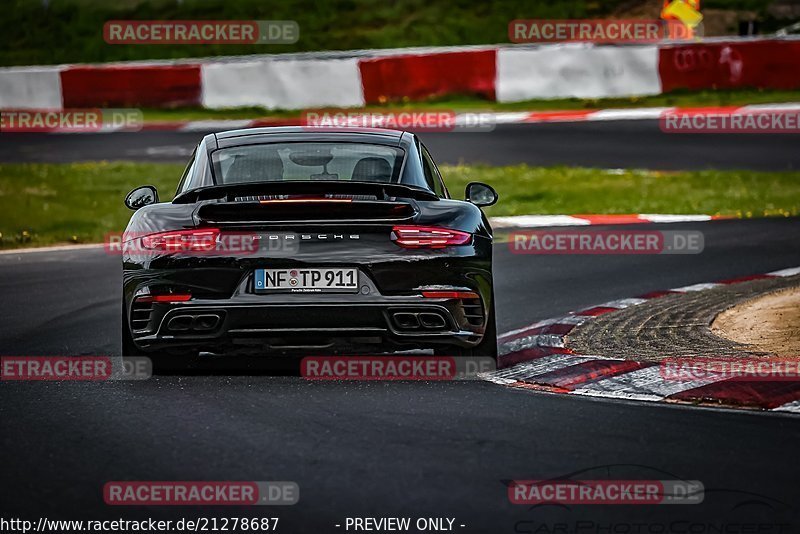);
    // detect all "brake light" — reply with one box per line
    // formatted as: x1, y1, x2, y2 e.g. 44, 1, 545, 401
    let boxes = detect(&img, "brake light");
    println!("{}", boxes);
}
422, 291, 480, 299
259, 198, 352, 204
135, 294, 192, 303
140, 228, 220, 251
391, 226, 471, 248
